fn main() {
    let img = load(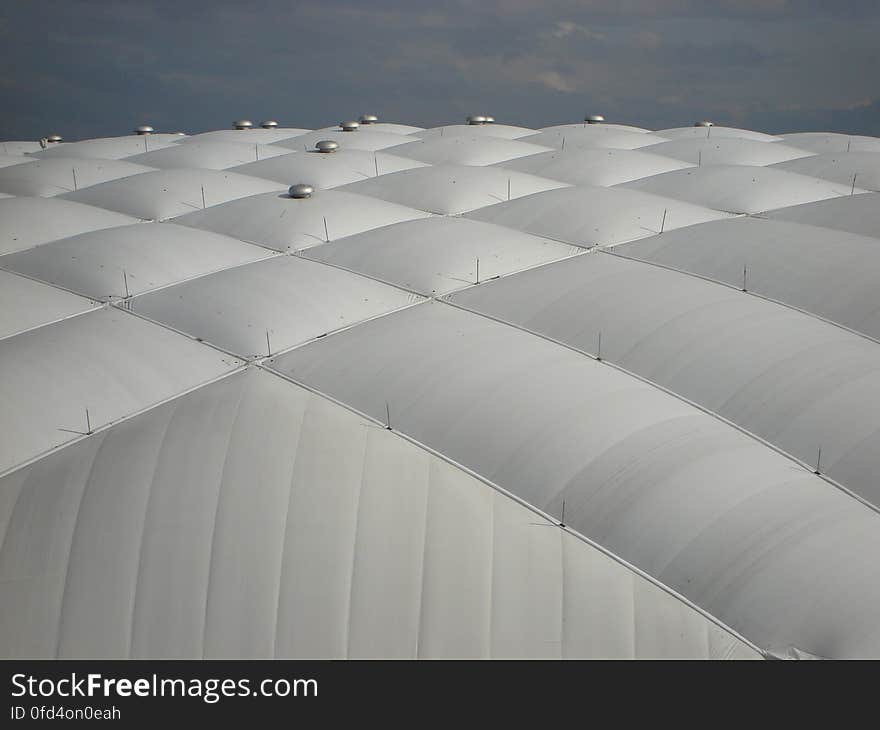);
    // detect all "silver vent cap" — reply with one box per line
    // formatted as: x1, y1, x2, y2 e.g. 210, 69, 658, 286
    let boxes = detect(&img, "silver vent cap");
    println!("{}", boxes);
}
288, 183, 314, 199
